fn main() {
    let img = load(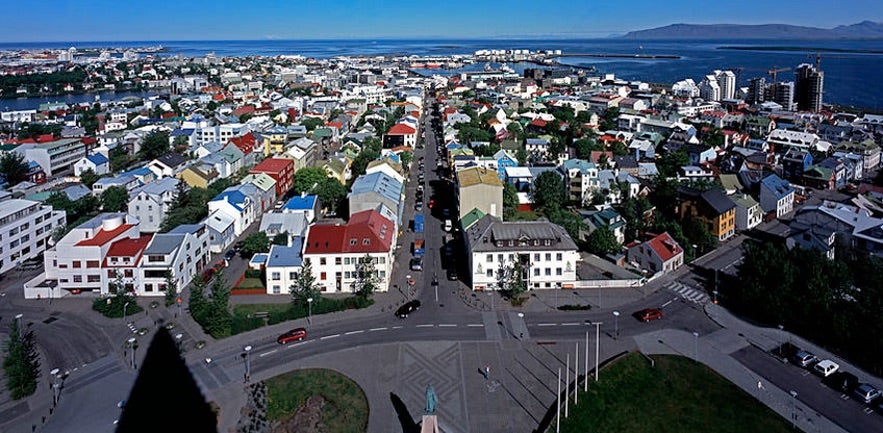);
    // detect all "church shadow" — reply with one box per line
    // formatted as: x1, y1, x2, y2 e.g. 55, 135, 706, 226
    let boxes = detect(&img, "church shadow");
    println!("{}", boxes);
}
390, 392, 421, 433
